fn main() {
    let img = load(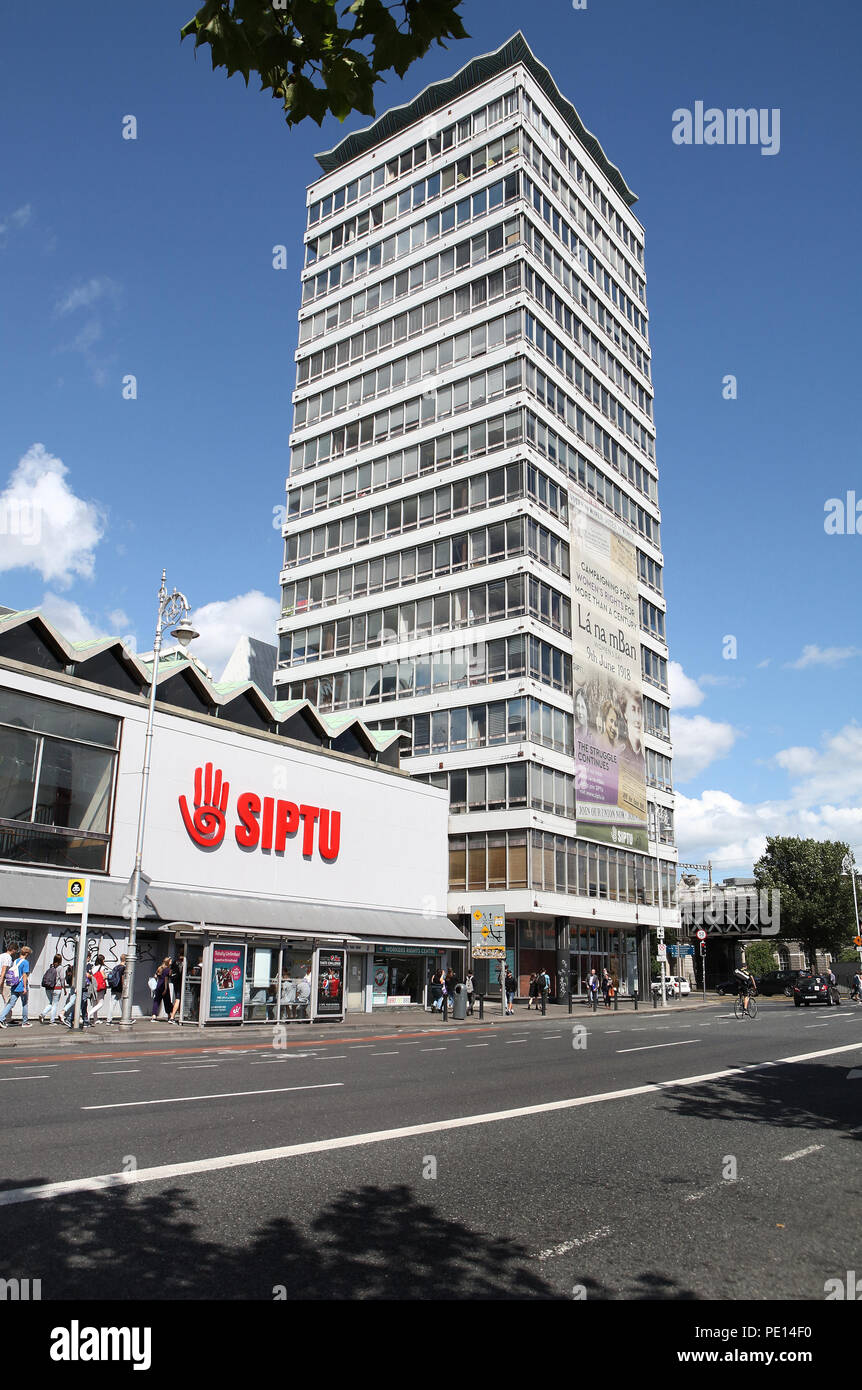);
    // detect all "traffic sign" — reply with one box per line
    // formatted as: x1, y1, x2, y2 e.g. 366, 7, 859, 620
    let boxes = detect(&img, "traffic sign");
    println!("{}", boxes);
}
657, 943, 667, 961
695, 928, 707, 941
854, 936, 862, 947
656, 925, 665, 939
470, 904, 505, 953
66, 878, 88, 914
